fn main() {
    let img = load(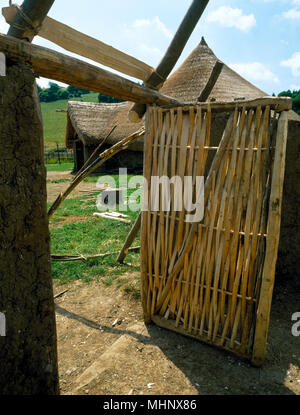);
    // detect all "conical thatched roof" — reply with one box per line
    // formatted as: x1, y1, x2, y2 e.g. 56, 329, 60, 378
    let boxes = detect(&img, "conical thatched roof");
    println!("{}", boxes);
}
66, 37, 300, 149
160, 37, 265, 102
